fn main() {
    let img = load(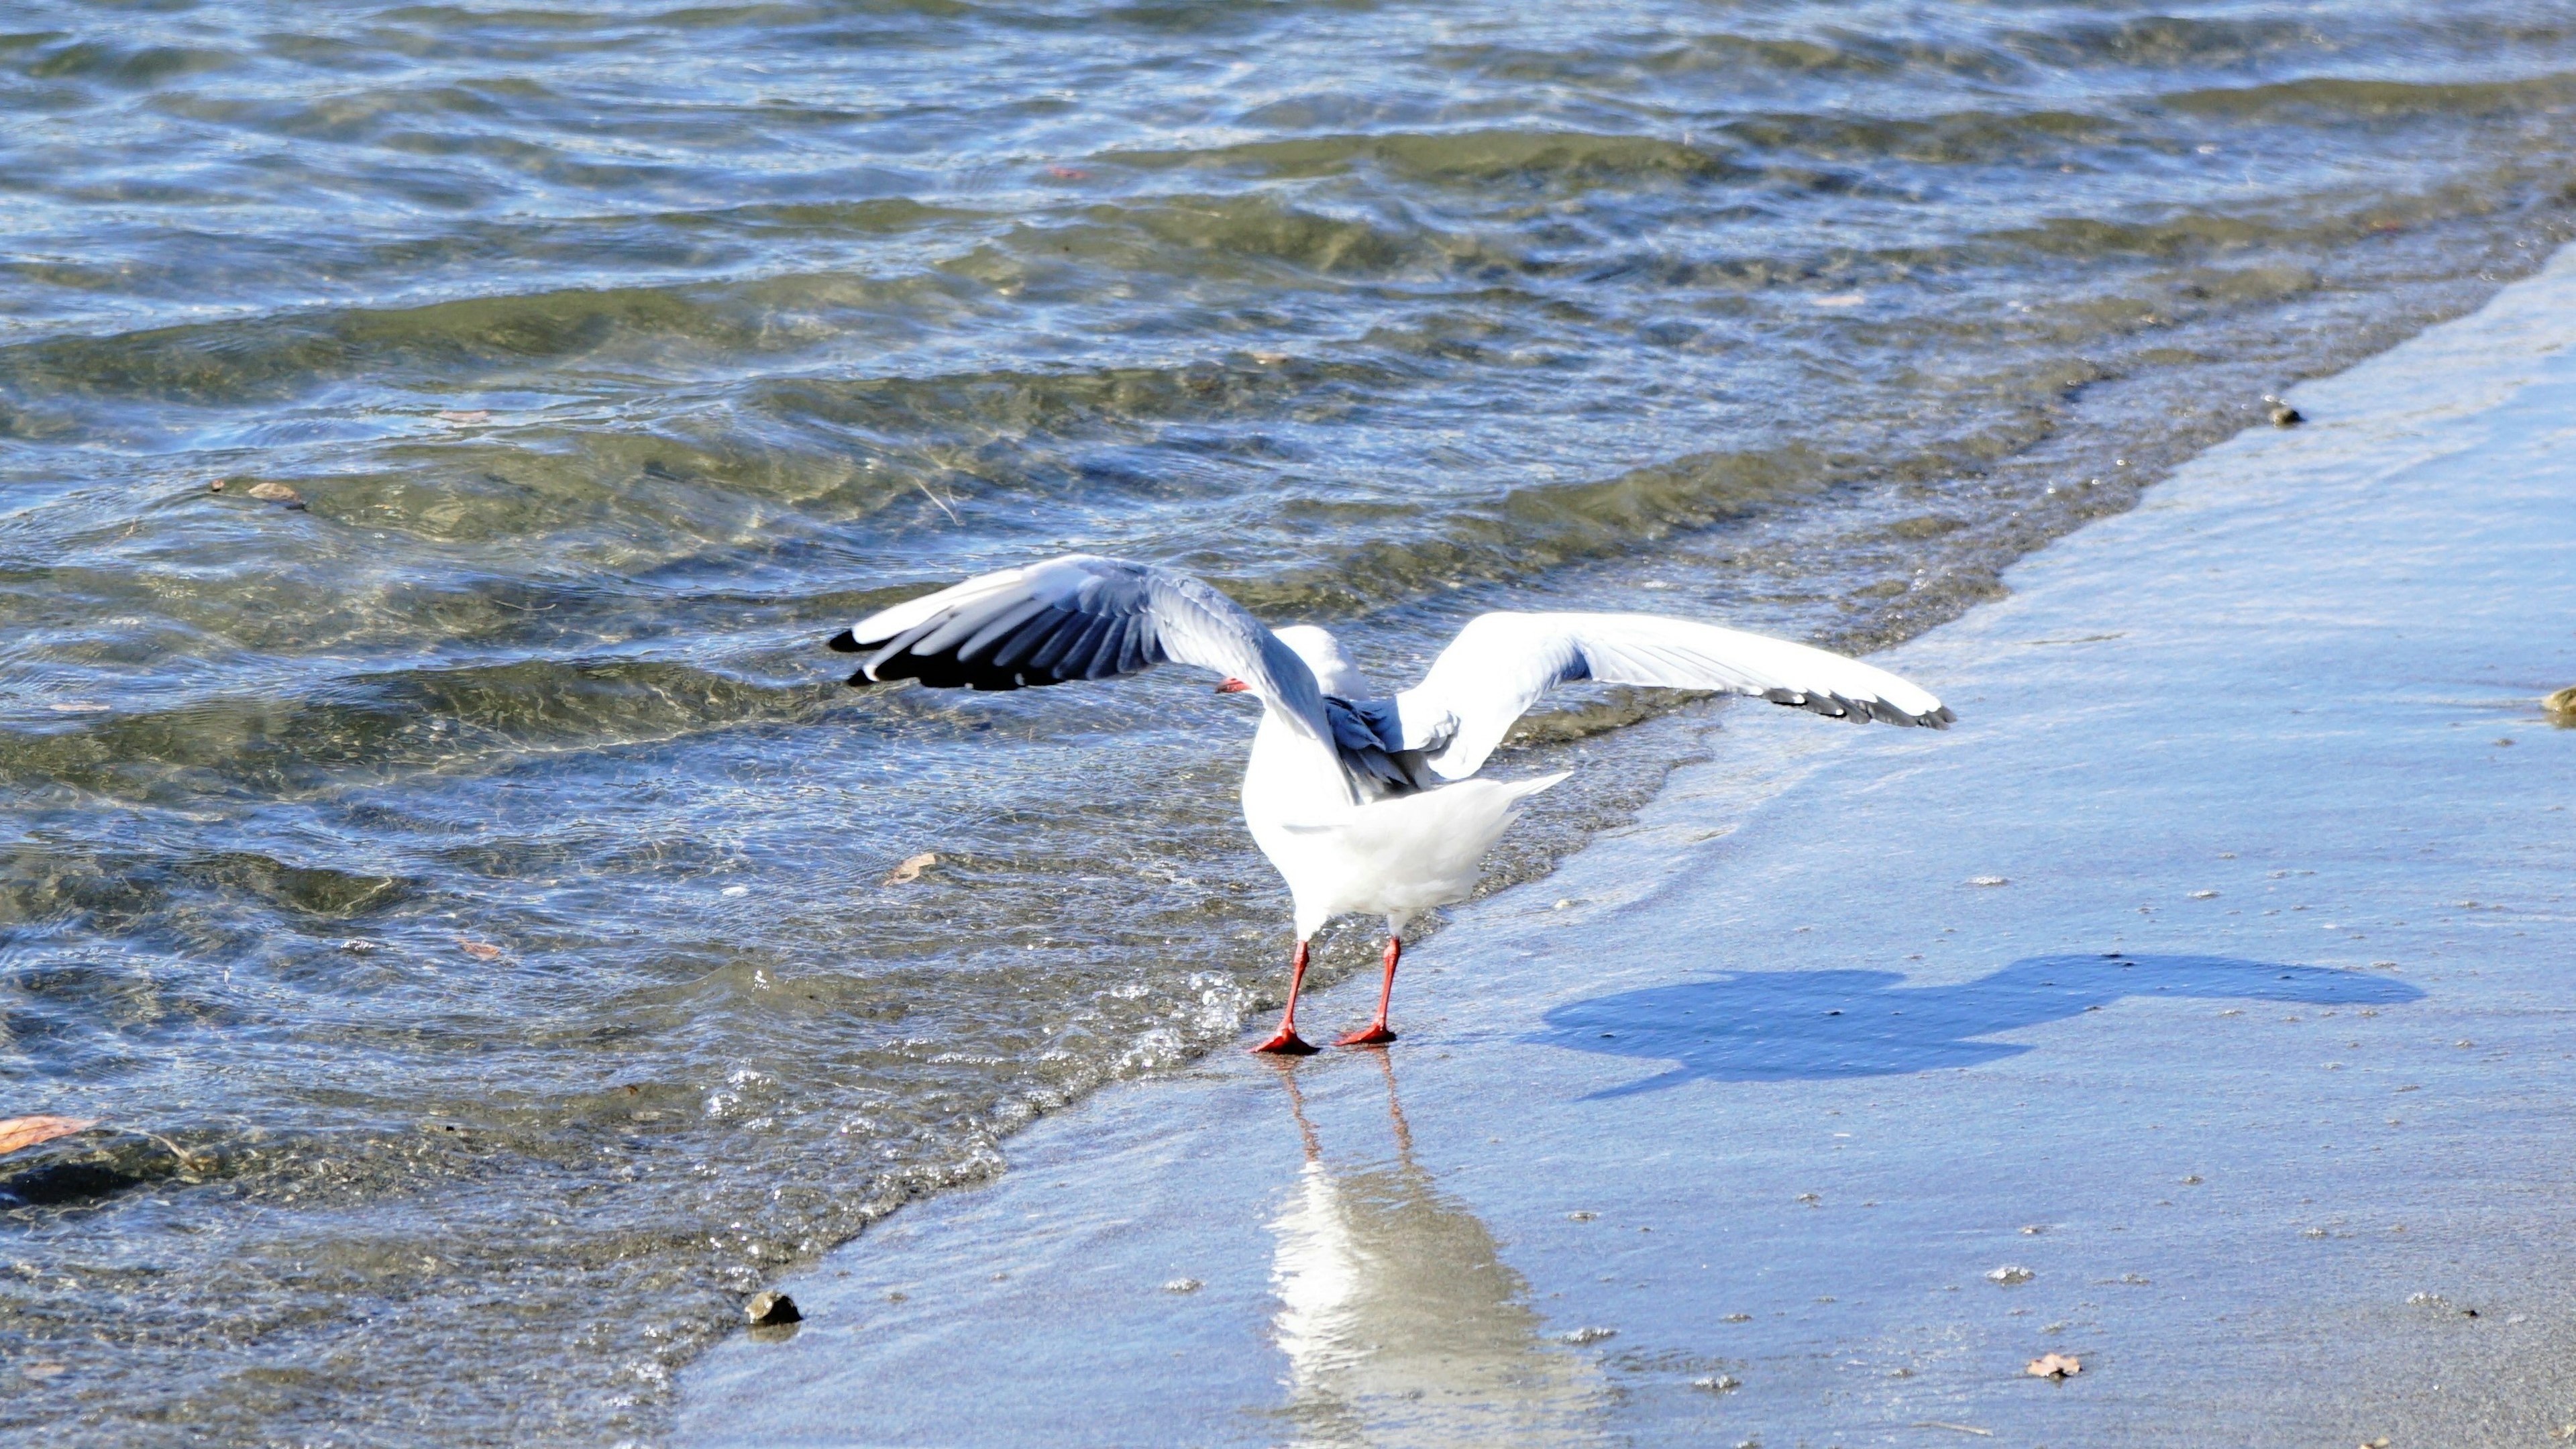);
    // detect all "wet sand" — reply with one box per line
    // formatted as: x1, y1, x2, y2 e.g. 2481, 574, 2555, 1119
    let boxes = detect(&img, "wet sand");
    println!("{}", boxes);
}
679, 247, 2576, 1446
